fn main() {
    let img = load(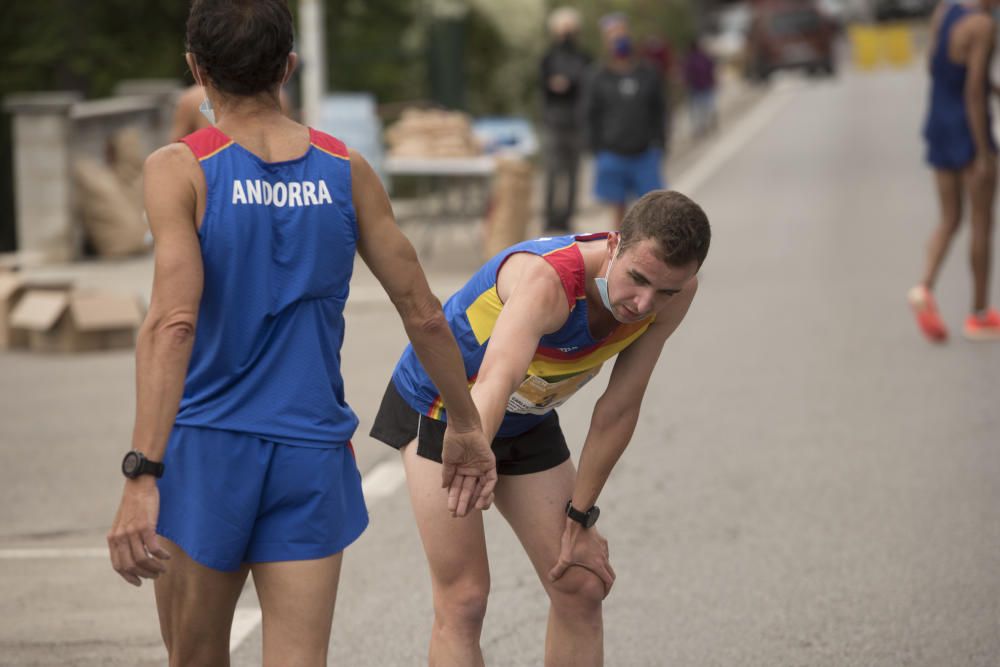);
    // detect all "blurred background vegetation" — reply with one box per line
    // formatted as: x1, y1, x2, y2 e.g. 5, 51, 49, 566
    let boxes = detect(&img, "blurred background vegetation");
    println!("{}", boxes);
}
0, 0, 697, 252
